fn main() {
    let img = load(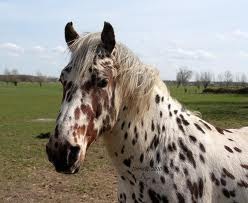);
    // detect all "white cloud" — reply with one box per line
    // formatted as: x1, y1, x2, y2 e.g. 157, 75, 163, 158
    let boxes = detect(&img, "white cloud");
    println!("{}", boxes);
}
52, 45, 66, 54
232, 29, 248, 39
32, 45, 46, 53
239, 51, 248, 58
216, 29, 248, 41
0, 42, 24, 55
167, 48, 216, 61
